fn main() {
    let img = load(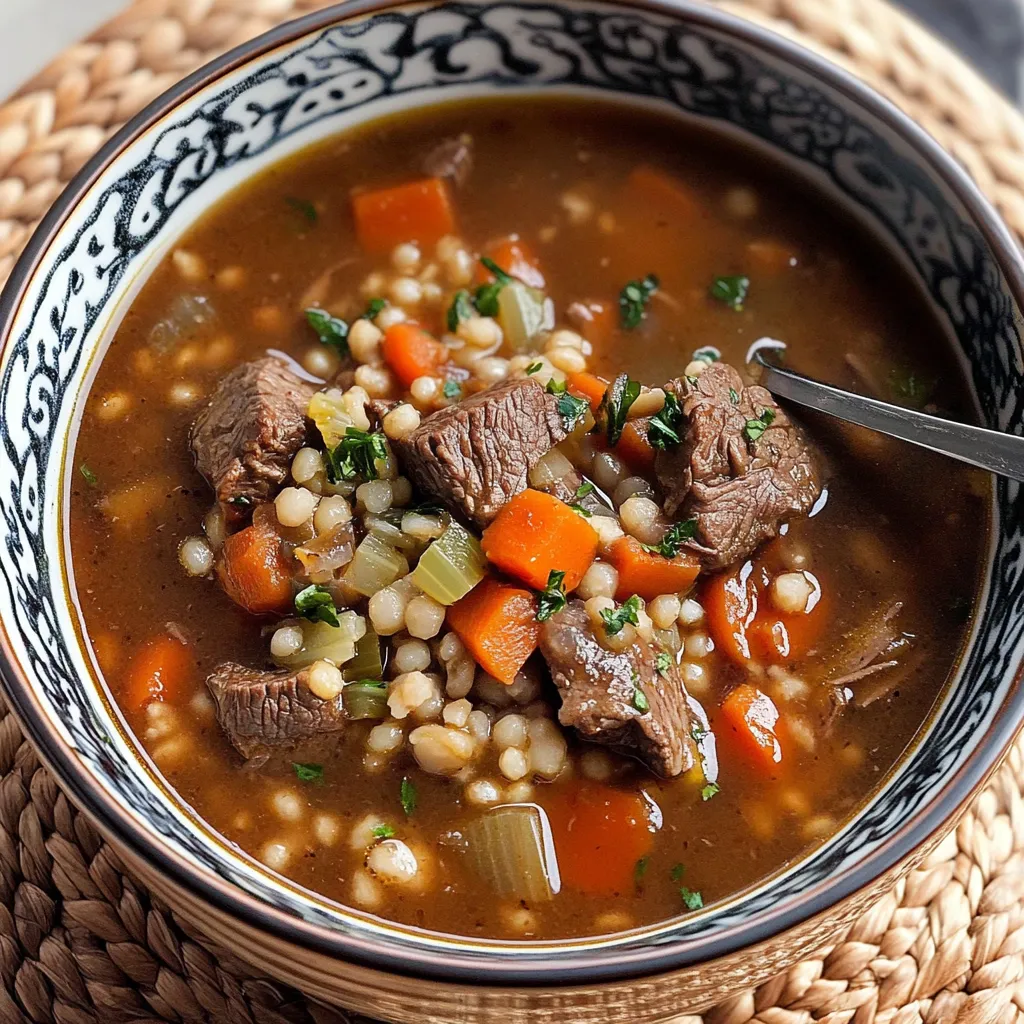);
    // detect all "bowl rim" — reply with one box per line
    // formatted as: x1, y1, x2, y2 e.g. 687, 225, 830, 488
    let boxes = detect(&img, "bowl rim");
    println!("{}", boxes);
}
1, 0, 1023, 988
